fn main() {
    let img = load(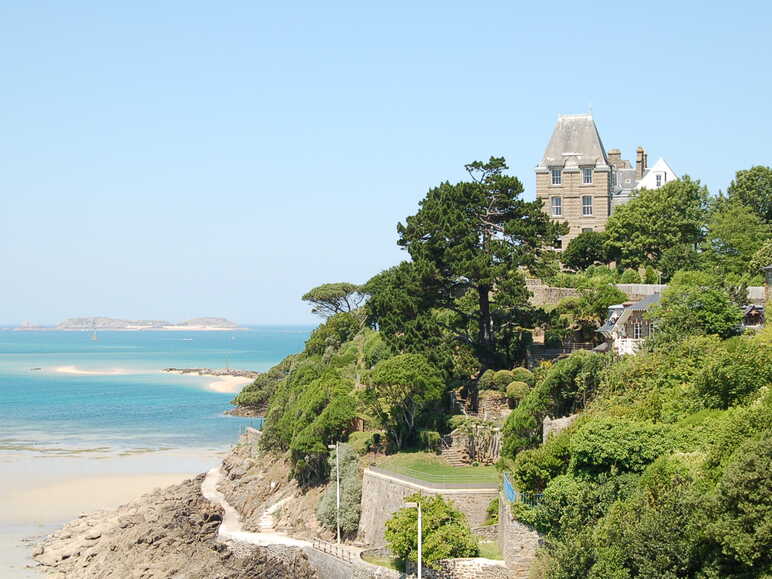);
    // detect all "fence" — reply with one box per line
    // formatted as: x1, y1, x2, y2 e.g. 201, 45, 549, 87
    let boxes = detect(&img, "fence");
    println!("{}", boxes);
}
311, 538, 353, 564
502, 472, 542, 507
